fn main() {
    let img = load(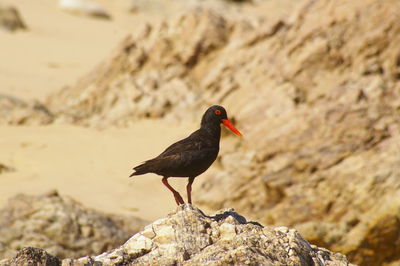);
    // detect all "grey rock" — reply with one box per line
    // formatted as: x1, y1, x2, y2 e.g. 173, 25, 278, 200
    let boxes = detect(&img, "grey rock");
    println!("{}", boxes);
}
63, 205, 352, 265
0, 191, 147, 260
